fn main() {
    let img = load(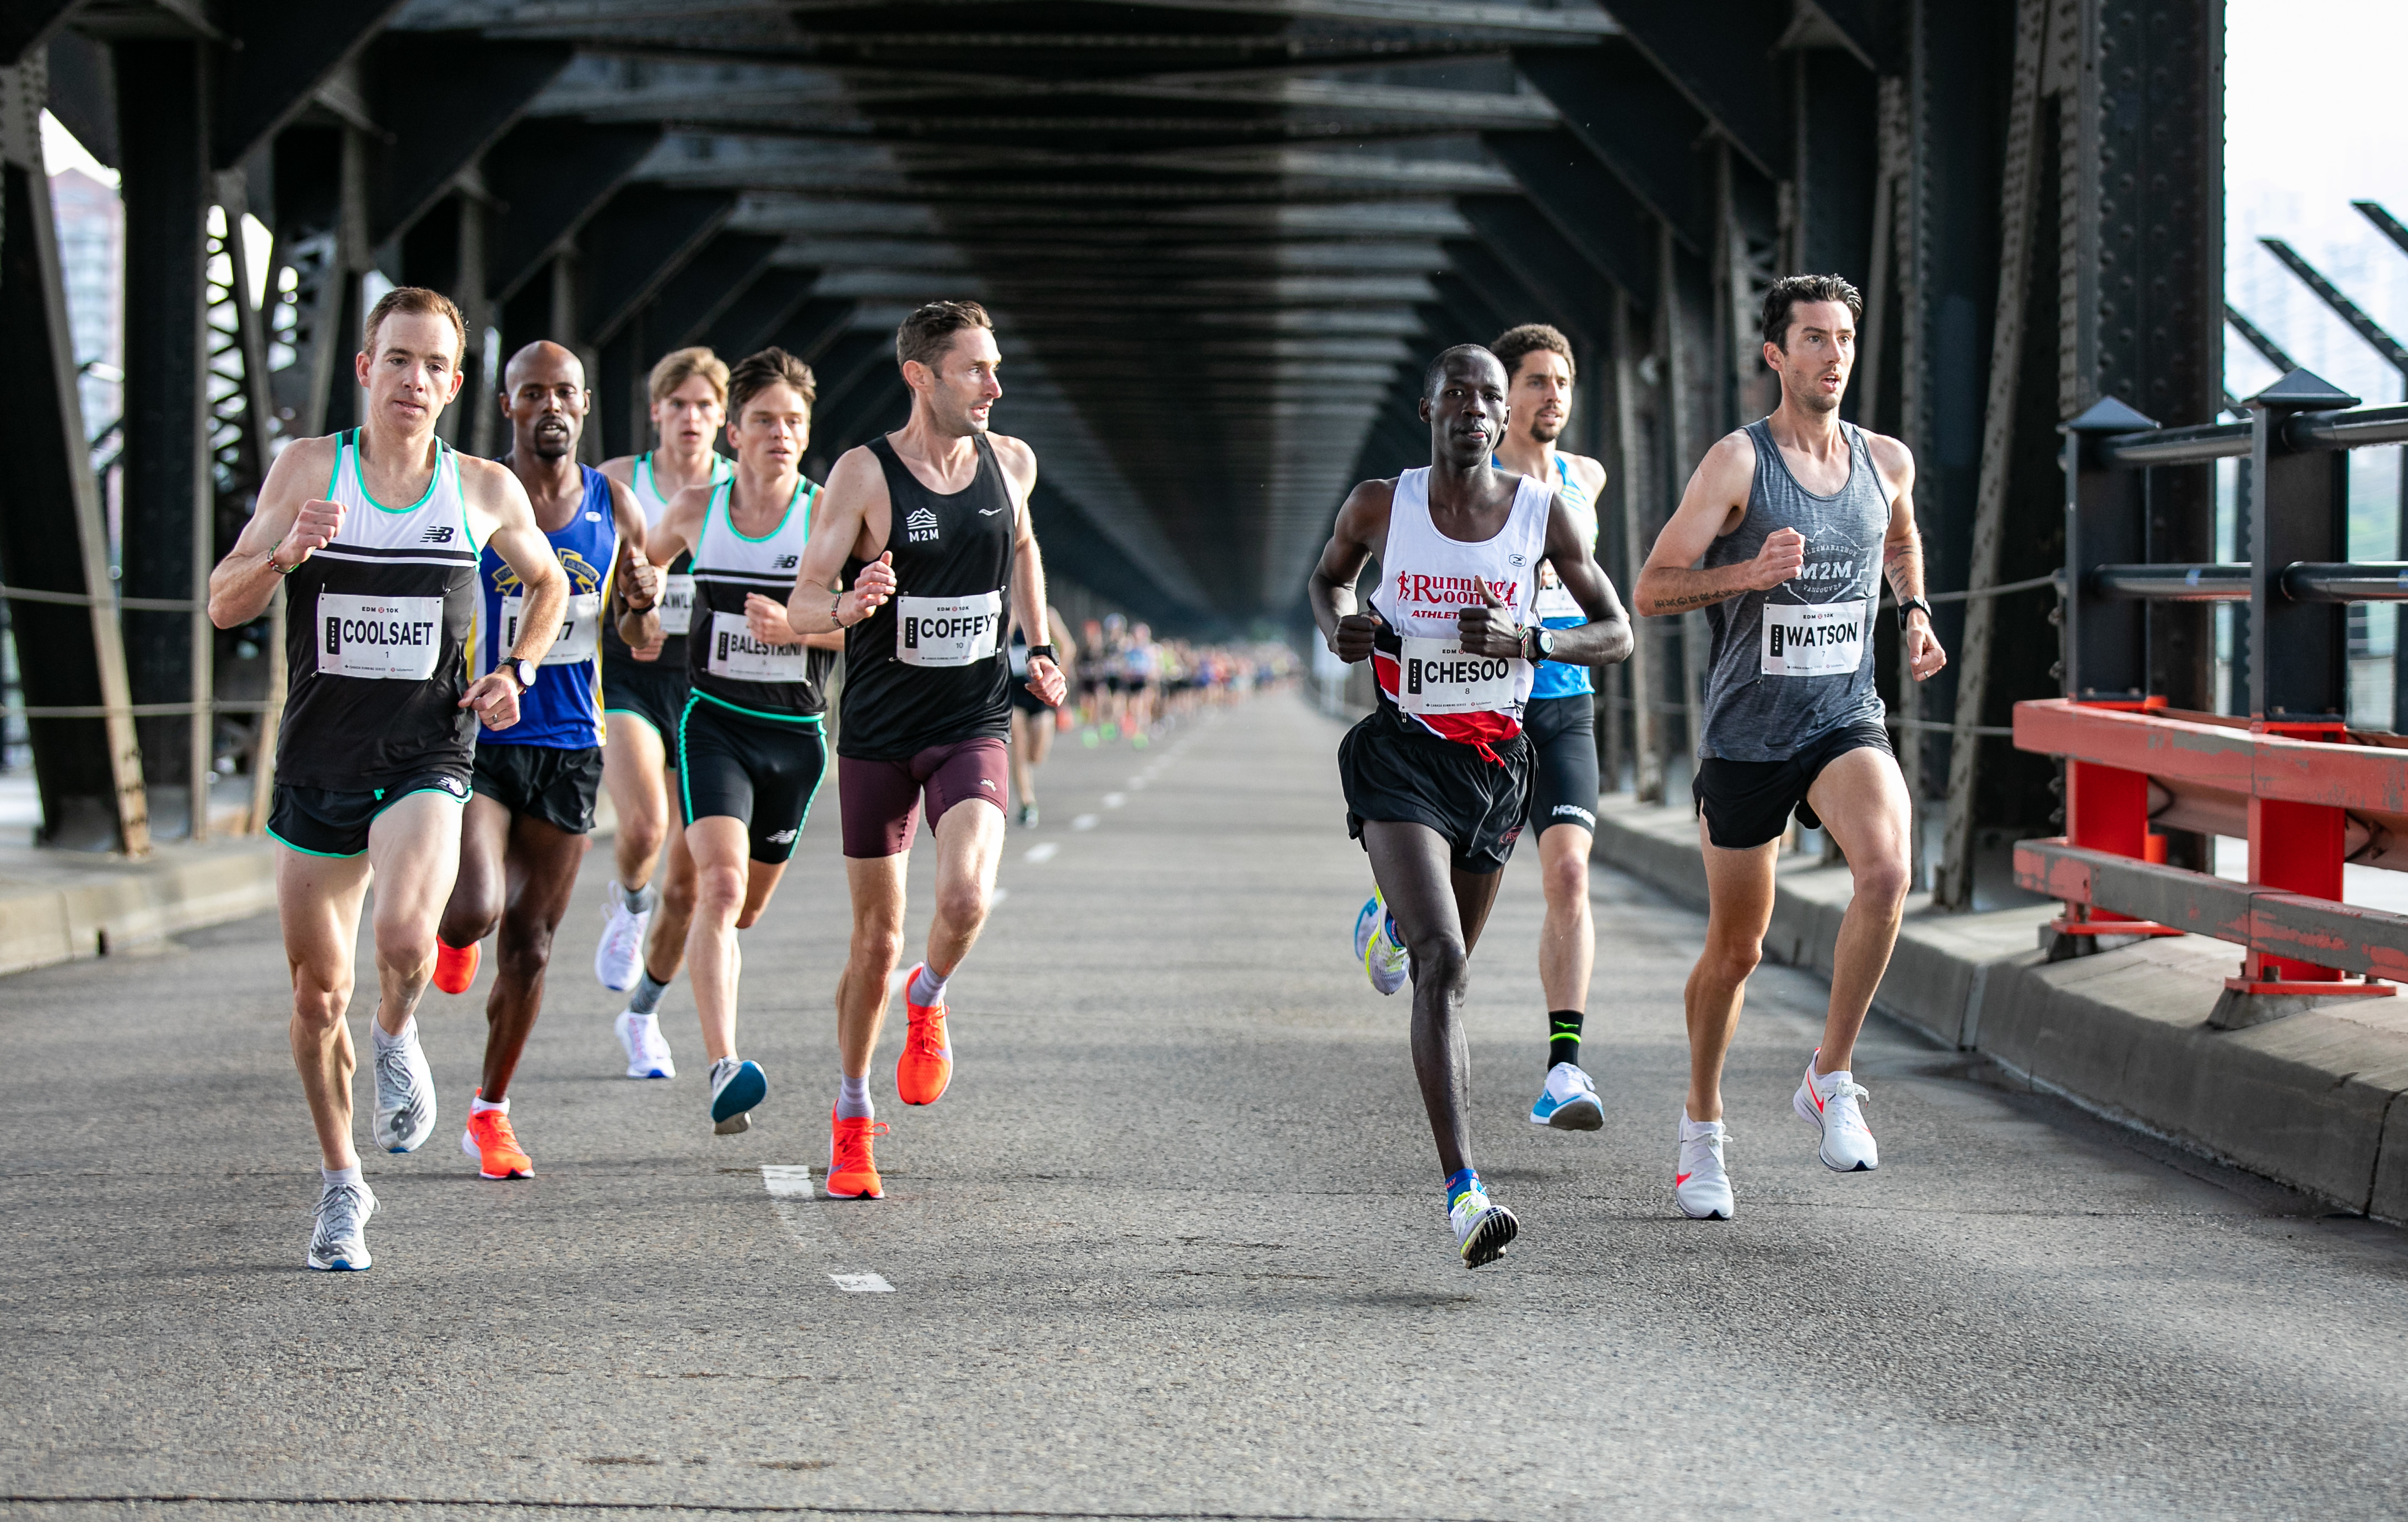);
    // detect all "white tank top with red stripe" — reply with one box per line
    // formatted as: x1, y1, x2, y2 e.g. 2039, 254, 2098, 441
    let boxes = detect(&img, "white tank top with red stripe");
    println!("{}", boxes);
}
1367, 465, 1550, 745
